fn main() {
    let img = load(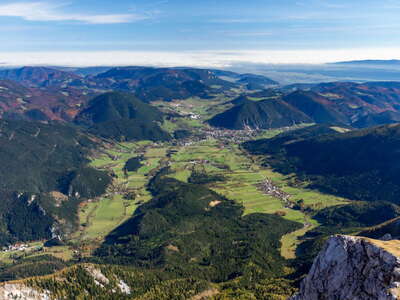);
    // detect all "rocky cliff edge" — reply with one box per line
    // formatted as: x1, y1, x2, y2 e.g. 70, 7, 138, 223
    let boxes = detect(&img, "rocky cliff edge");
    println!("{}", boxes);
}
291, 235, 400, 300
